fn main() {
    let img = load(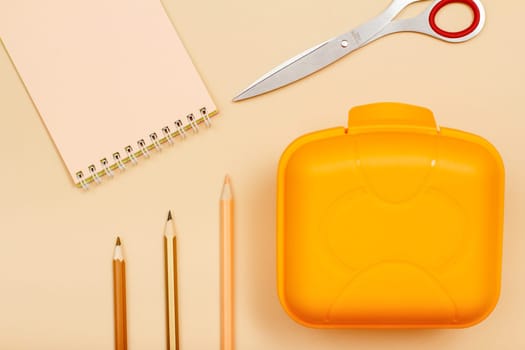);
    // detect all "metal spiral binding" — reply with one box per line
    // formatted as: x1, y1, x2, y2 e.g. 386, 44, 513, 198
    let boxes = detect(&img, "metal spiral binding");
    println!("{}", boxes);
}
150, 133, 162, 151
113, 152, 126, 171
74, 106, 215, 188
137, 139, 150, 158
101, 158, 114, 177
200, 107, 211, 128
174, 119, 187, 139
88, 164, 102, 184
125, 146, 138, 165
76, 171, 89, 190
187, 113, 200, 133
162, 126, 174, 145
